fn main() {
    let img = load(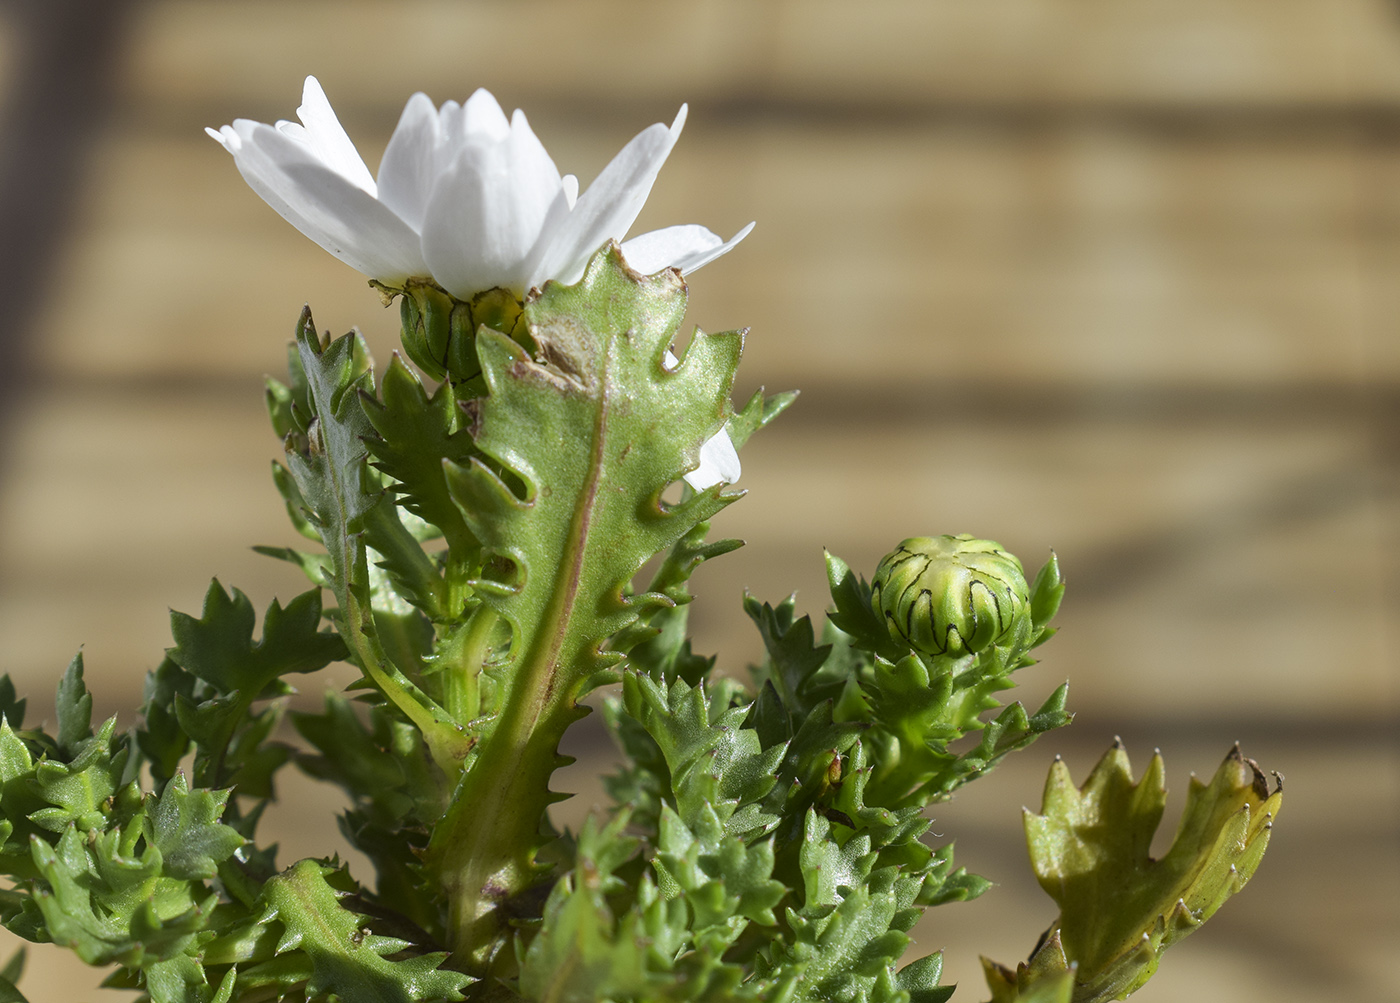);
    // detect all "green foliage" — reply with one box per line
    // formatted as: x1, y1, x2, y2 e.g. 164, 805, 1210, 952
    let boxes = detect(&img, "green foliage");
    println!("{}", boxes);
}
0, 241, 1280, 1003
420, 246, 788, 976
823, 550, 1072, 809
981, 936, 1075, 1003
252, 860, 471, 1003
0, 949, 27, 1003
985, 743, 1283, 1002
